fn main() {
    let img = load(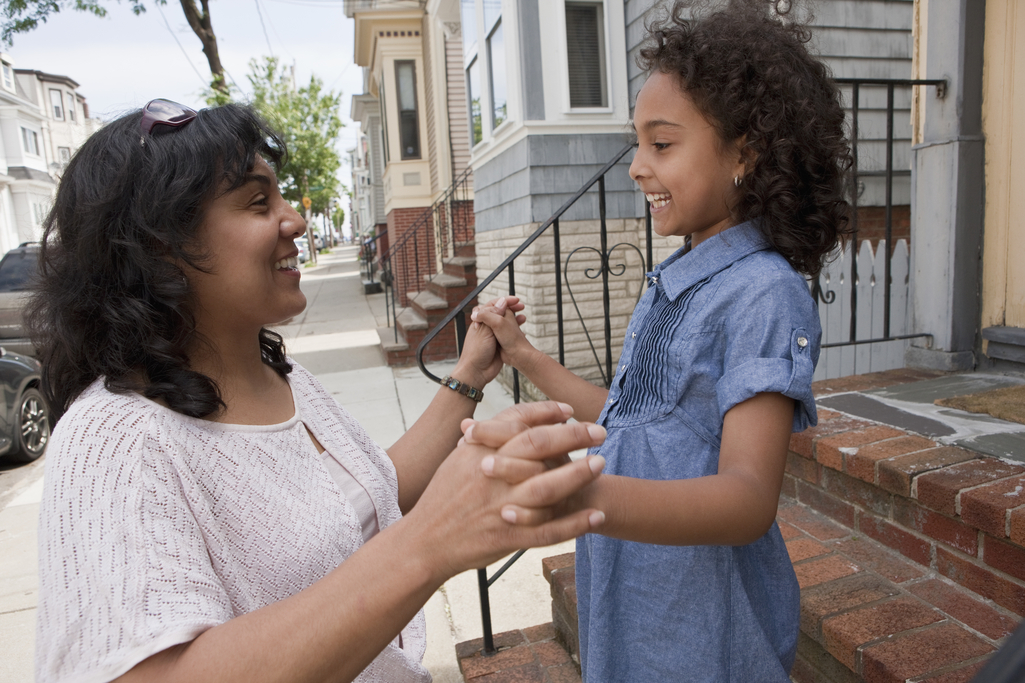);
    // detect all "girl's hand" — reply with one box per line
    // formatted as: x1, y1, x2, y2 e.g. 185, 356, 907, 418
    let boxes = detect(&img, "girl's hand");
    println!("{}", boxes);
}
471, 297, 539, 371
451, 297, 527, 386
406, 402, 606, 579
